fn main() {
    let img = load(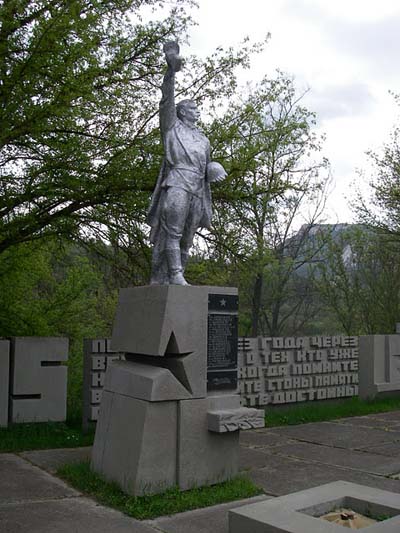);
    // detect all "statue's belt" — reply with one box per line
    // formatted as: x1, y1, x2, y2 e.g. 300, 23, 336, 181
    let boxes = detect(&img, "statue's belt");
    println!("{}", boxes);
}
169, 166, 204, 177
